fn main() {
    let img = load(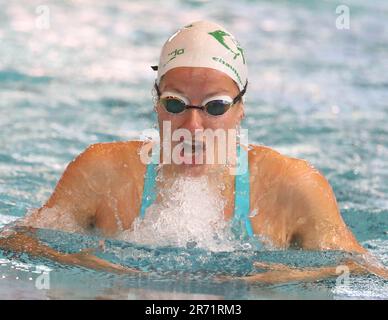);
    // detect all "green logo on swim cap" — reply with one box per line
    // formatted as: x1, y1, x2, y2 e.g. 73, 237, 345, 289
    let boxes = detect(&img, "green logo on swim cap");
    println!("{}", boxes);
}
208, 30, 246, 64
212, 56, 243, 86
163, 48, 185, 67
